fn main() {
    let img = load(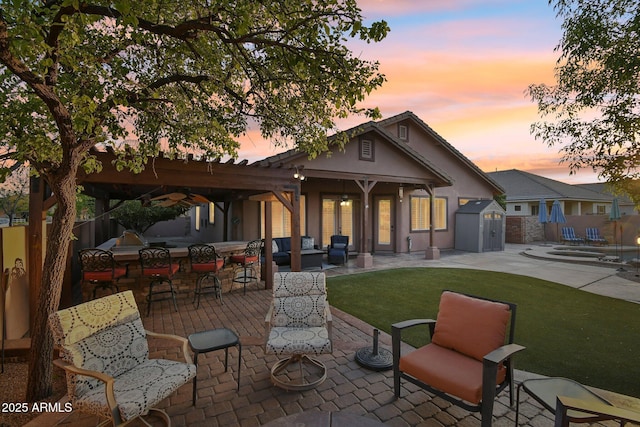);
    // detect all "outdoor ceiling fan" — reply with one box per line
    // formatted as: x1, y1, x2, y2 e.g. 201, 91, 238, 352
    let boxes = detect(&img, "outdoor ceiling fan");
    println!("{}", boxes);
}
150, 191, 210, 207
